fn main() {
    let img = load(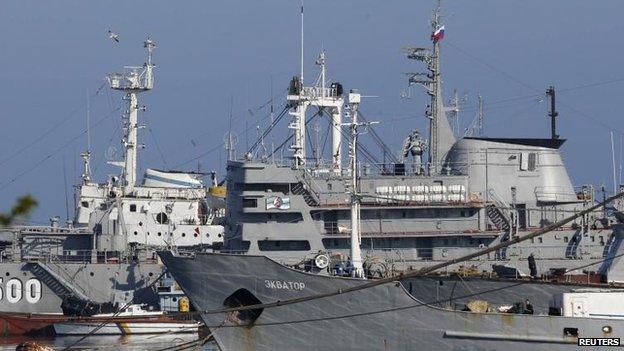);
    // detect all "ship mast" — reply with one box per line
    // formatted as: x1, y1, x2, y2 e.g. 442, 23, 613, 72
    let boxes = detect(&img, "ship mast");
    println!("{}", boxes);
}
107, 38, 155, 194
344, 90, 378, 278
404, 2, 455, 175
287, 51, 344, 172
346, 90, 363, 278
